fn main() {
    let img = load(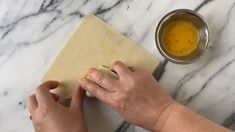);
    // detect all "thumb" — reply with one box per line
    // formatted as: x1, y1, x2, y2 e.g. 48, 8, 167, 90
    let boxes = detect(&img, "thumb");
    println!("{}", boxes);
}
70, 86, 85, 111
